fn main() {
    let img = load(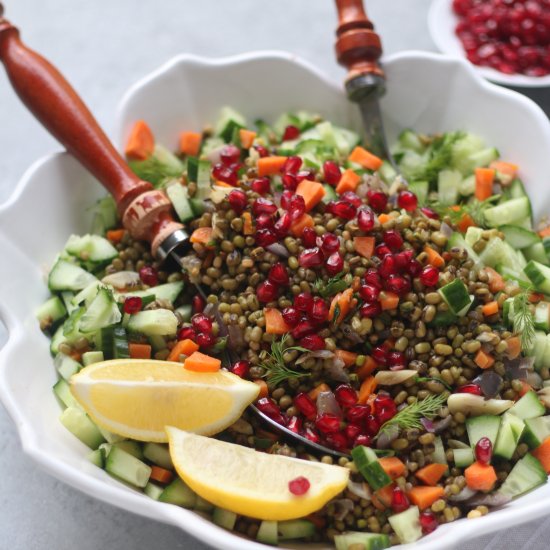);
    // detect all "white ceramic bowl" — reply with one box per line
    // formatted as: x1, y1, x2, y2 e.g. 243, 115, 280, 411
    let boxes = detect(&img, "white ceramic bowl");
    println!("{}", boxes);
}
2, 50, 550, 550
429, 0, 550, 88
